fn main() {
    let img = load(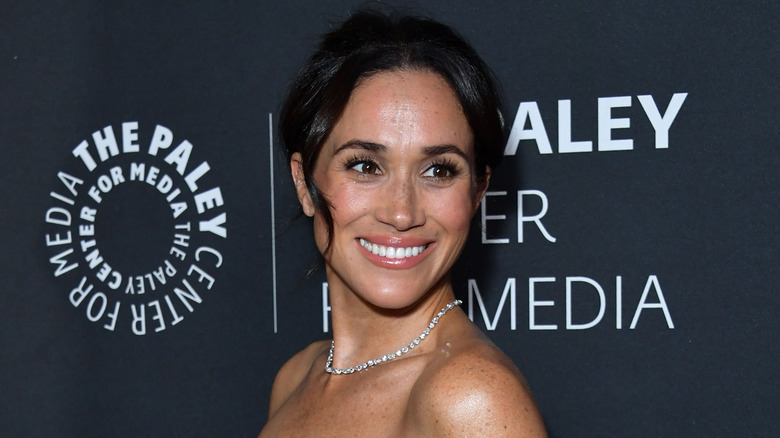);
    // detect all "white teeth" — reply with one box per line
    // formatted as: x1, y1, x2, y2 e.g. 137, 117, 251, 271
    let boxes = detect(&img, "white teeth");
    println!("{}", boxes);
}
359, 238, 427, 260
